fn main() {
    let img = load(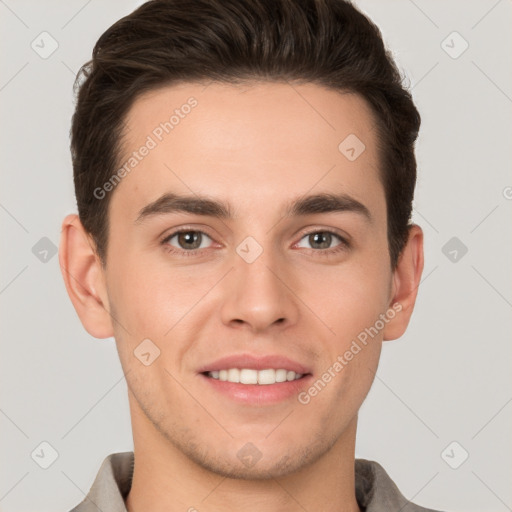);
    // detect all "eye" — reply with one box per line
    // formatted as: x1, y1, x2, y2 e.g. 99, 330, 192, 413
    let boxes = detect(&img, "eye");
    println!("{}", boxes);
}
295, 230, 349, 253
162, 229, 214, 252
